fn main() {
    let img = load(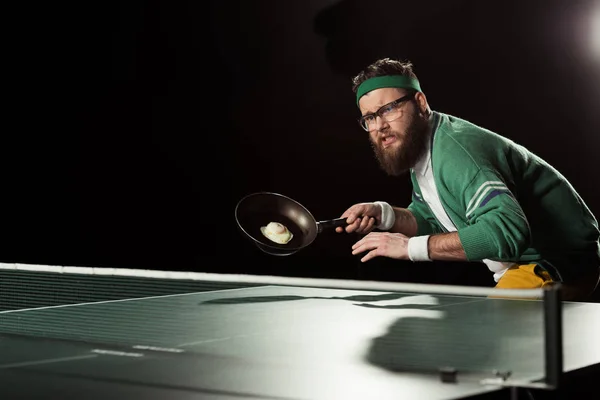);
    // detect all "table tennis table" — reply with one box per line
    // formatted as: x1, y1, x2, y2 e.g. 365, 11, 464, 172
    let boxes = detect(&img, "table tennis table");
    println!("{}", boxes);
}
1, 262, 599, 400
